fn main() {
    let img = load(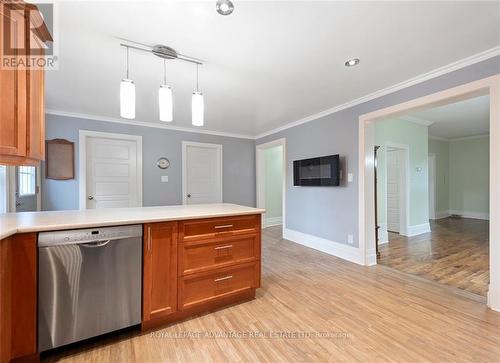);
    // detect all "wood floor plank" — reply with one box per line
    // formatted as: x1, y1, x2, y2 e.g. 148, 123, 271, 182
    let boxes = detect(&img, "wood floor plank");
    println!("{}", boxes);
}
42, 225, 500, 362
378, 217, 489, 296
